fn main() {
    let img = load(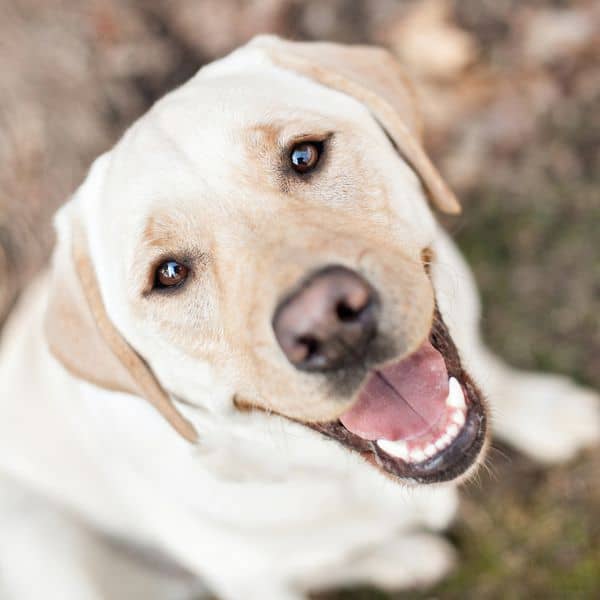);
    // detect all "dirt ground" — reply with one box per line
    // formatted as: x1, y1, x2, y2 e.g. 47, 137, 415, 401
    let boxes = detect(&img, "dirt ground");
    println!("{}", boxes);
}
1, 0, 598, 597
